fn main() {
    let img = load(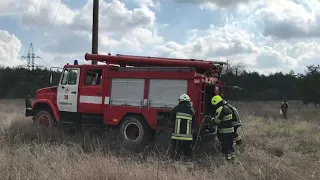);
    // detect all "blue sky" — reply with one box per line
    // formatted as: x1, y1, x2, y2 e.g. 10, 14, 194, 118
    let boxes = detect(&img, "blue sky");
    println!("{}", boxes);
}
1, 0, 320, 74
